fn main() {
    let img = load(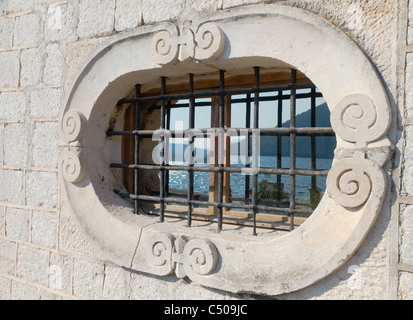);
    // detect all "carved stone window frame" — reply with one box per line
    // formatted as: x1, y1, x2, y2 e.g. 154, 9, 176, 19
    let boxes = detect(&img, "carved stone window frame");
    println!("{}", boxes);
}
59, 4, 392, 295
